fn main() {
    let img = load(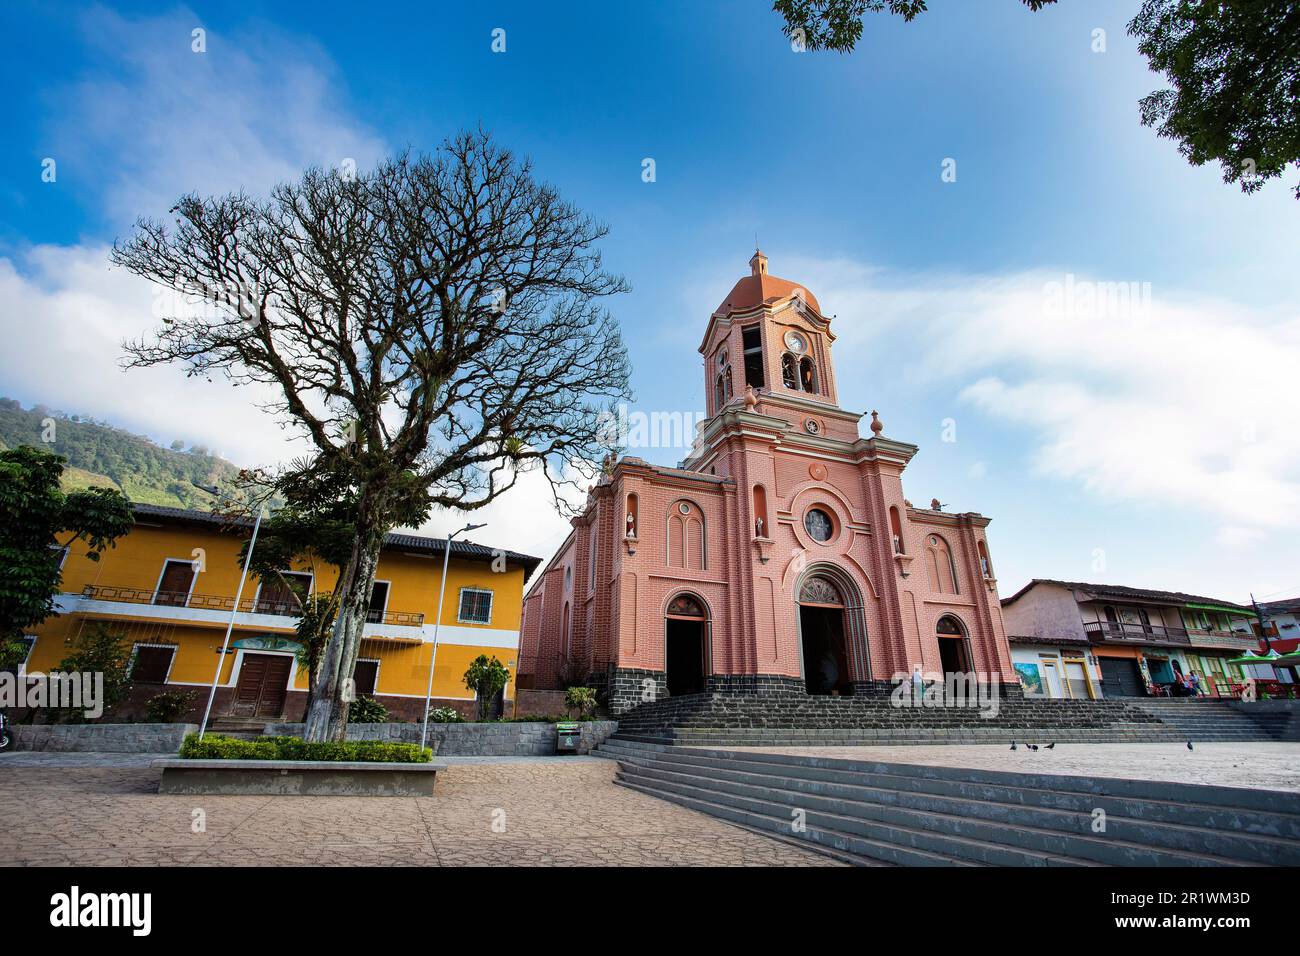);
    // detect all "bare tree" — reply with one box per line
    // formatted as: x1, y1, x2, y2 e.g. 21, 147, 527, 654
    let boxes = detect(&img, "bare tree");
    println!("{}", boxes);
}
112, 131, 632, 740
